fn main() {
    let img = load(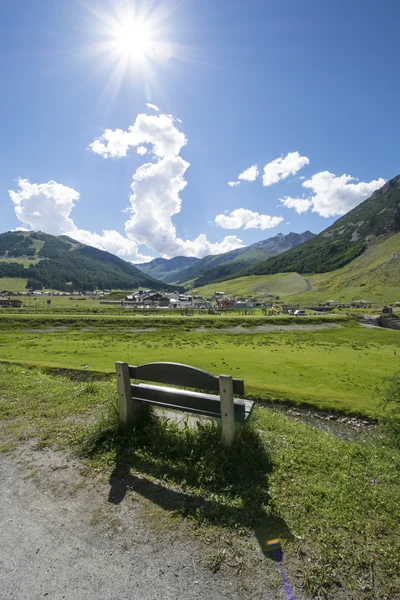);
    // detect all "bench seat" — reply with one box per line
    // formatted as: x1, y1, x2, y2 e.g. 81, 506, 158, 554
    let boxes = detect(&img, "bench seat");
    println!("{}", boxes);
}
131, 383, 254, 422
116, 361, 254, 446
